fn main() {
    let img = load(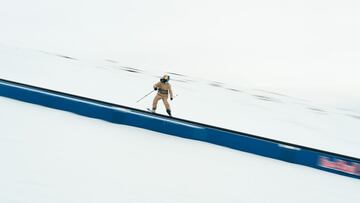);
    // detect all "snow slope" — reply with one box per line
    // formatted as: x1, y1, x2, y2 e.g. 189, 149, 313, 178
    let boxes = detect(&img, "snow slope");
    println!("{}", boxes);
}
1, 45, 359, 158
1, 1, 359, 201
1, 96, 359, 203
1, 0, 360, 109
